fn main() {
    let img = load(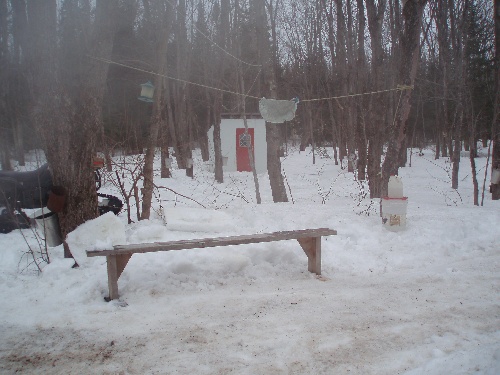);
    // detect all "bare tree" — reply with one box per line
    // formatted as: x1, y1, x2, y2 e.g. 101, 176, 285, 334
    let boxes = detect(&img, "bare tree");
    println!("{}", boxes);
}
255, 0, 288, 202
322, 0, 340, 165
10, 0, 29, 166
141, 6, 172, 220
365, 0, 388, 197
0, 0, 10, 170
355, 0, 367, 180
174, 0, 194, 177
27, 1, 119, 257
381, 0, 428, 195
492, 0, 500, 199
213, 0, 230, 184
